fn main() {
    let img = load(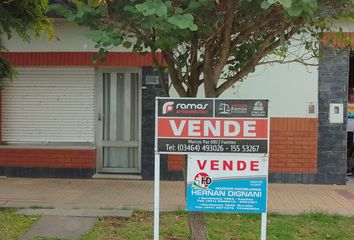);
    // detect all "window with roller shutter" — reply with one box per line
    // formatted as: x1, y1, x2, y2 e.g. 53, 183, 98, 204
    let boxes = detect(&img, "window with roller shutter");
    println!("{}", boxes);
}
1, 67, 95, 144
